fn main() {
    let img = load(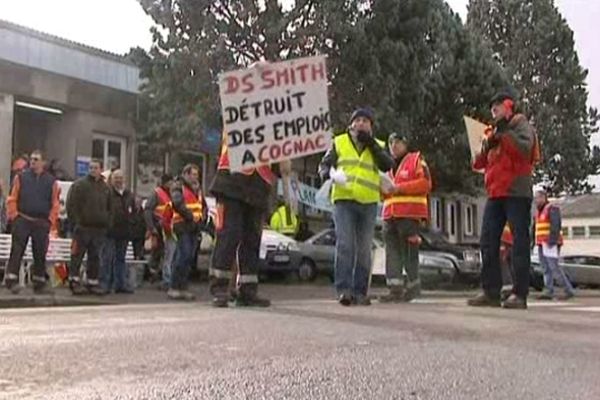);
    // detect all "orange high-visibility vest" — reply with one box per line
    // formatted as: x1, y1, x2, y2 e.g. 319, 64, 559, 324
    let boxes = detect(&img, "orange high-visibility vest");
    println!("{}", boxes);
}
154, 187, 173, 231
382, 152, 429, 220
172, 185, 203, 225
535, 203, 563, 245
217, 137, 276, 186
